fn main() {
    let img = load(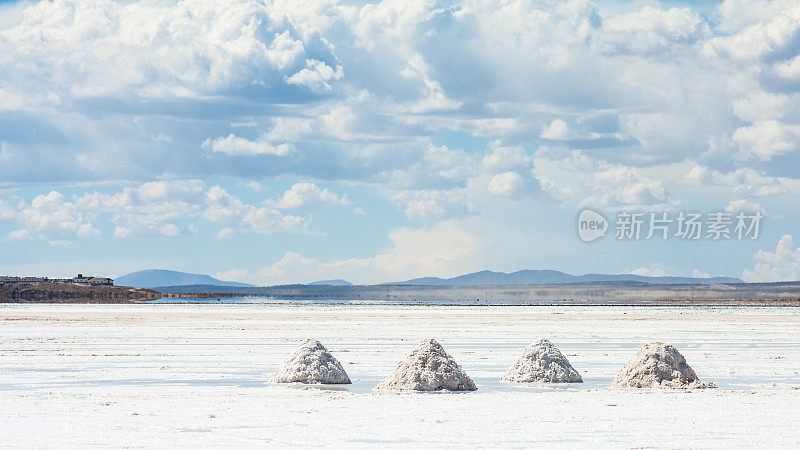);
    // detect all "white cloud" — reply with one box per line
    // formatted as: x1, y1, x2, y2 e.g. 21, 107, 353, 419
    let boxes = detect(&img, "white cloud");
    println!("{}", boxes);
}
602, 6, 707, 55
1, 0, 800, 283
480, 141, 533, 173
487, 171, 523, 197
5, 229, 31, 242
742, 235, 800, 282
0, 0, 797, 191
286, 59, 344, 92
112, 215, 189, 239
17, 191, 100, 244
733, 121, 800, 160
629, 265, 714, 279
0, 0, 328, 99
680, 164, 789, 197
202, 185, 310, 235
268, 182, 350, 209
534, 153, 673, 209
217, 228, 234, 239
240, 206, 309, 235
540, 120, 570, 140
593, 167, 668, 206
390, 190, 472, 221
214, 268, 251, 283
76, 180, 204, 239
725, 199, 765, 214
0, 141, 13, 160
705, 3, 800, 61
0, 192, 20, 222
731, 92, 797, 122
630, 264, 671, 277
202, 134, 290, 157
0, 180, 324, 243
231, 222, 478, 285
135, 180, 205, 203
